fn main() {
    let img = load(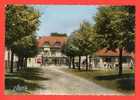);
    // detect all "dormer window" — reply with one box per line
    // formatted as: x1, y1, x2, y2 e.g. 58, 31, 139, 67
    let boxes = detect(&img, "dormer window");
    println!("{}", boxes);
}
43, 42, 50, 48
54, 42, 61, 47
